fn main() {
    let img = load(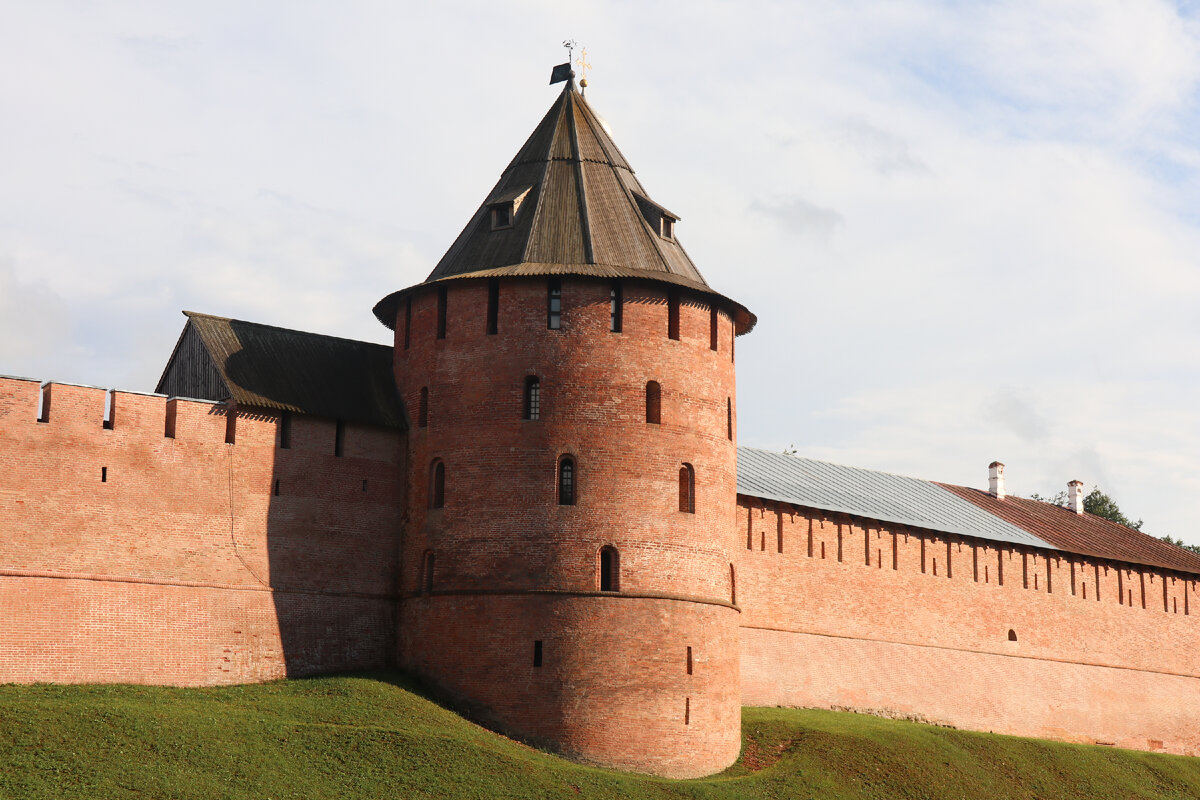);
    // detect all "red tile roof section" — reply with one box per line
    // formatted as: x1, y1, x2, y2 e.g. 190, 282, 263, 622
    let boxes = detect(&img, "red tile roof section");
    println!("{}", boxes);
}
938, 483, 1200, 576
